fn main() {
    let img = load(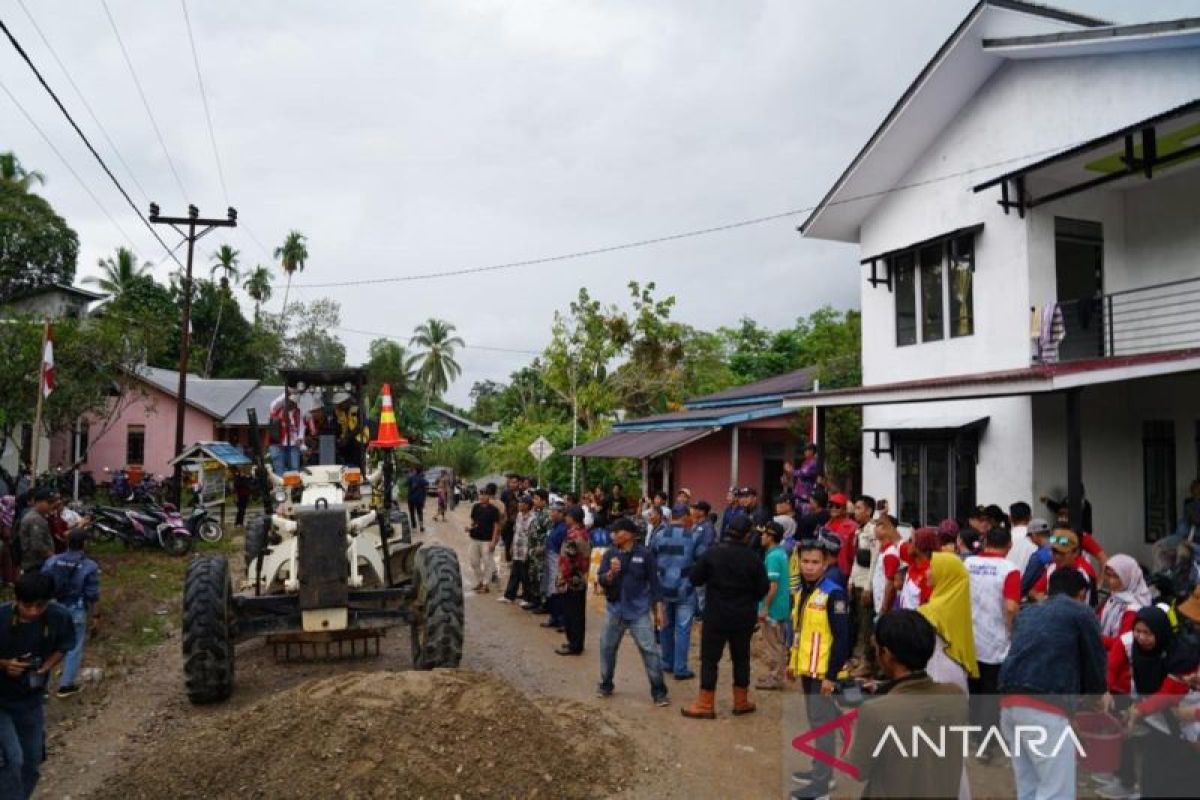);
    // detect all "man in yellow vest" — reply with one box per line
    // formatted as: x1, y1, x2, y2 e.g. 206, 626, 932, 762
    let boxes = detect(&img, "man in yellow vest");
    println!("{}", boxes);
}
788, 530, 851, 800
